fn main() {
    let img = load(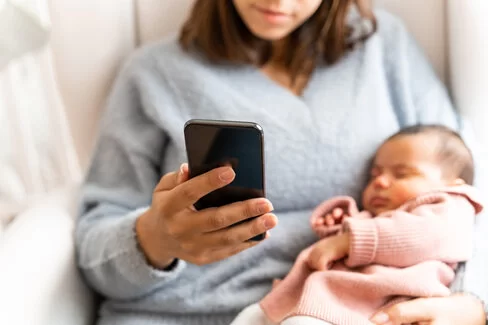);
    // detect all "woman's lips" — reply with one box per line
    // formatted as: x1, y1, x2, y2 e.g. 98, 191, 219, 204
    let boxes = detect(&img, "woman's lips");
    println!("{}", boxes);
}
253, 5, 290, 24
